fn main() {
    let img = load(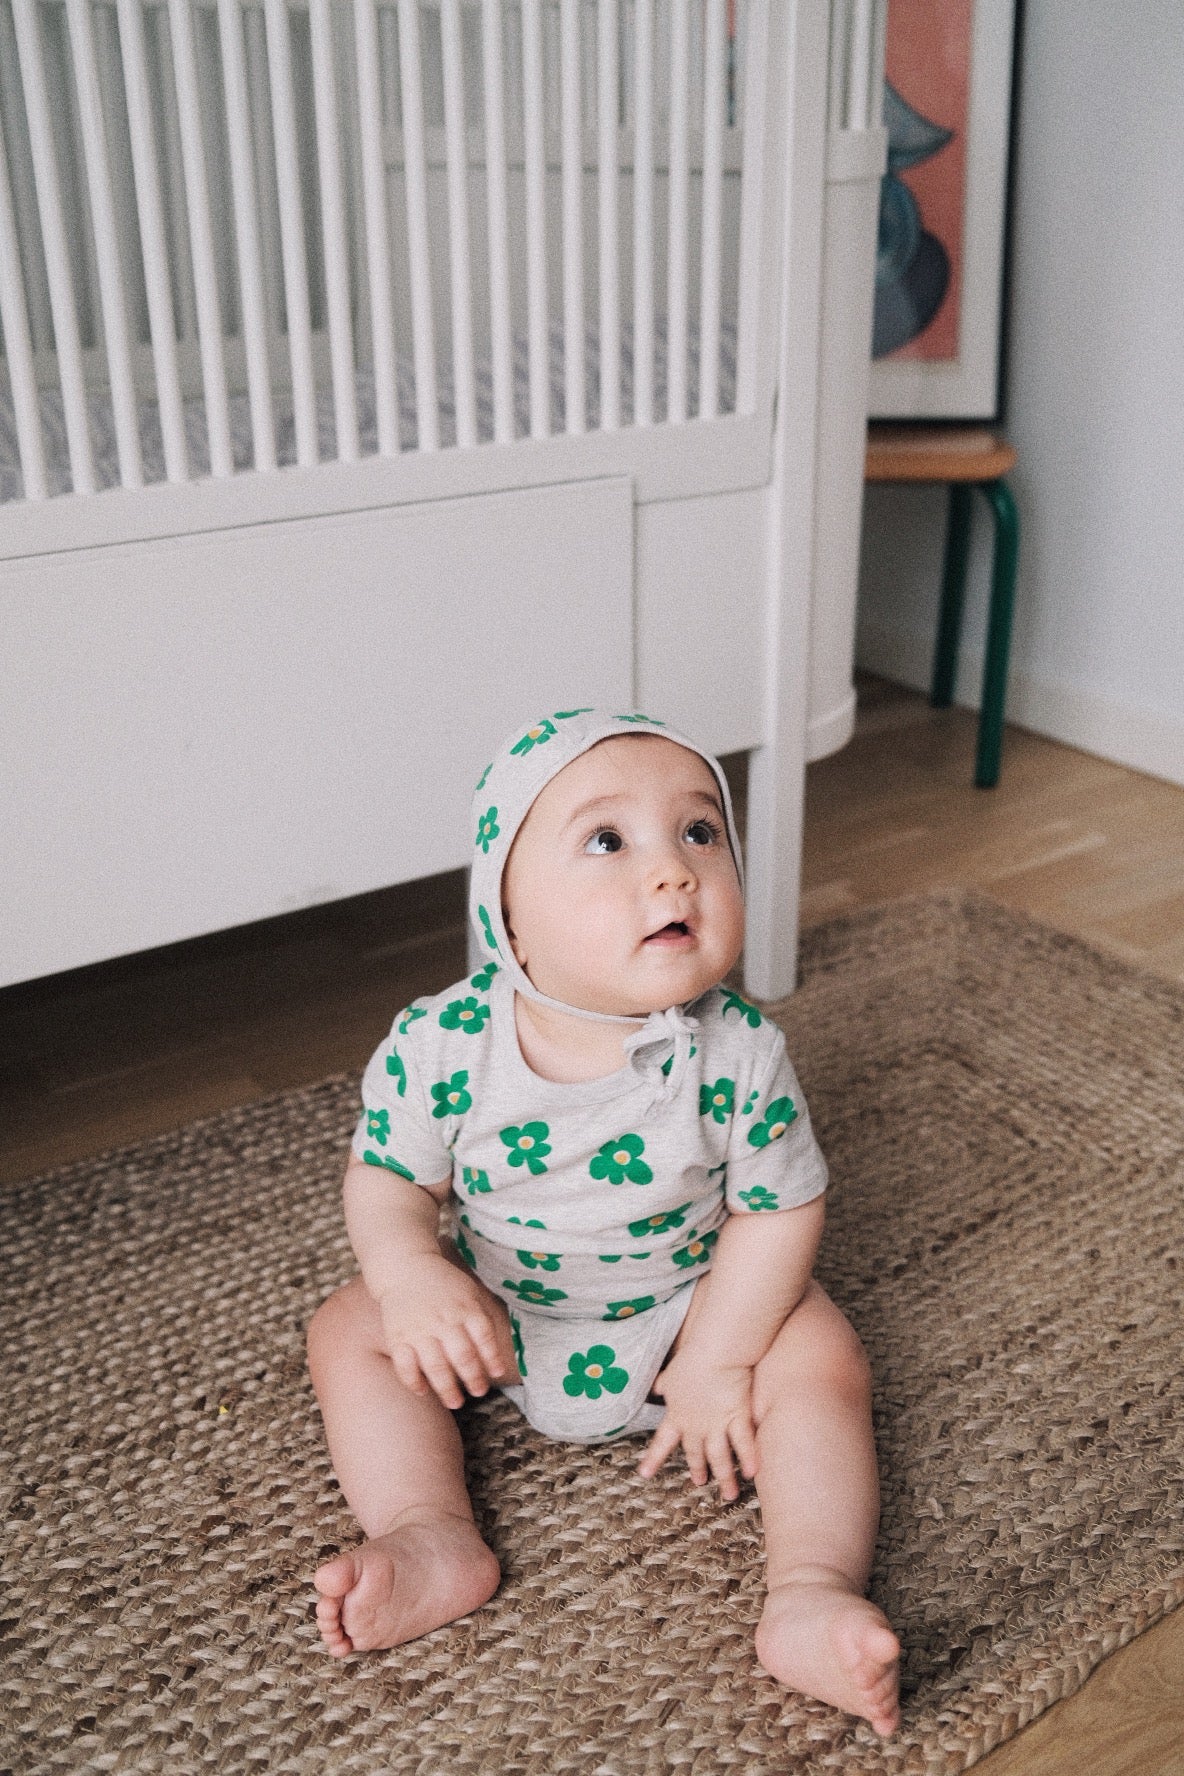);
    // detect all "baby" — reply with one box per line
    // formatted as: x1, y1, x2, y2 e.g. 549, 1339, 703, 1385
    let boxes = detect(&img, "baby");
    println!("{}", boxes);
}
308, 709, 900, 1737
